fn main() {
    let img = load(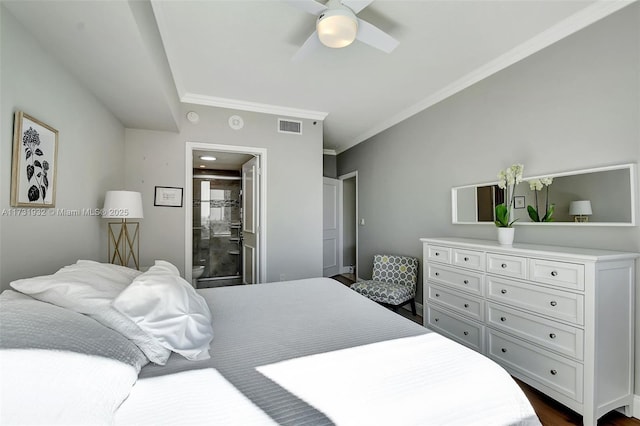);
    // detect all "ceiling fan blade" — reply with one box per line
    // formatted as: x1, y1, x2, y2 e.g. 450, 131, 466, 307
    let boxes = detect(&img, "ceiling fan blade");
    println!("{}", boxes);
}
341, 0, 374, 14
292, 30, 322, 62
284, 0, 327, 15
355, 18, 399, 53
